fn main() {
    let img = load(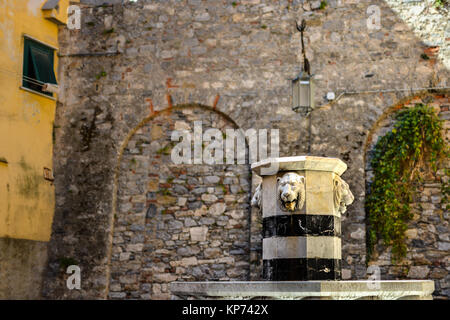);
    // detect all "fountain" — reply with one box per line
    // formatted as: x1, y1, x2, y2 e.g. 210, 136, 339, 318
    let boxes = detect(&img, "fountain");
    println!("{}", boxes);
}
170, 156, 434, 300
